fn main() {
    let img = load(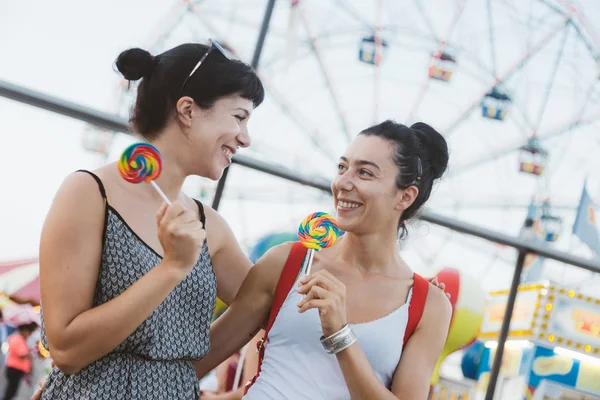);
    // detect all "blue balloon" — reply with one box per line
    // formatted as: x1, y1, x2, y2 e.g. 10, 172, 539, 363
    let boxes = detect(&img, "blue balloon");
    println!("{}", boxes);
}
461, 340, 485, 380
248, 232, 298, 263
